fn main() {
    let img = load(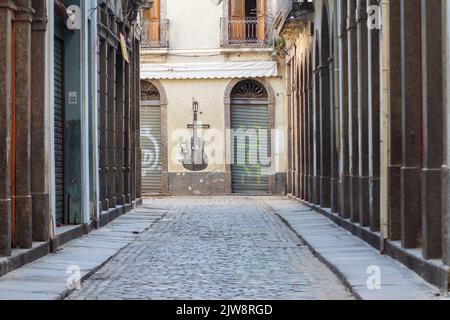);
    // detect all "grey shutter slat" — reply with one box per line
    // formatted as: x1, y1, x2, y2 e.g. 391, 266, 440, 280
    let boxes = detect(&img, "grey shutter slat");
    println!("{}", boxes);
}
231, 105, 270, 194
54, 36, 65, 224
140, 105, 162, 194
